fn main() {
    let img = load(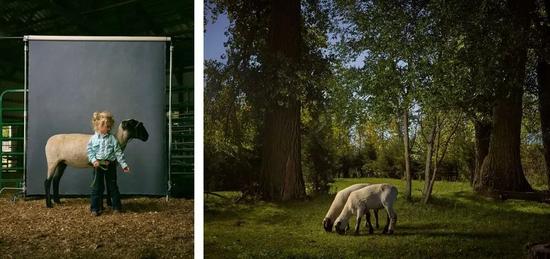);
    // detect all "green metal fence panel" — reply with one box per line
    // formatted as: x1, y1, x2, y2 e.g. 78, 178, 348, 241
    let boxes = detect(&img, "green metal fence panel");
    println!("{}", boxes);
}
168, 70, 193, 198
0, 89, 26, 190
